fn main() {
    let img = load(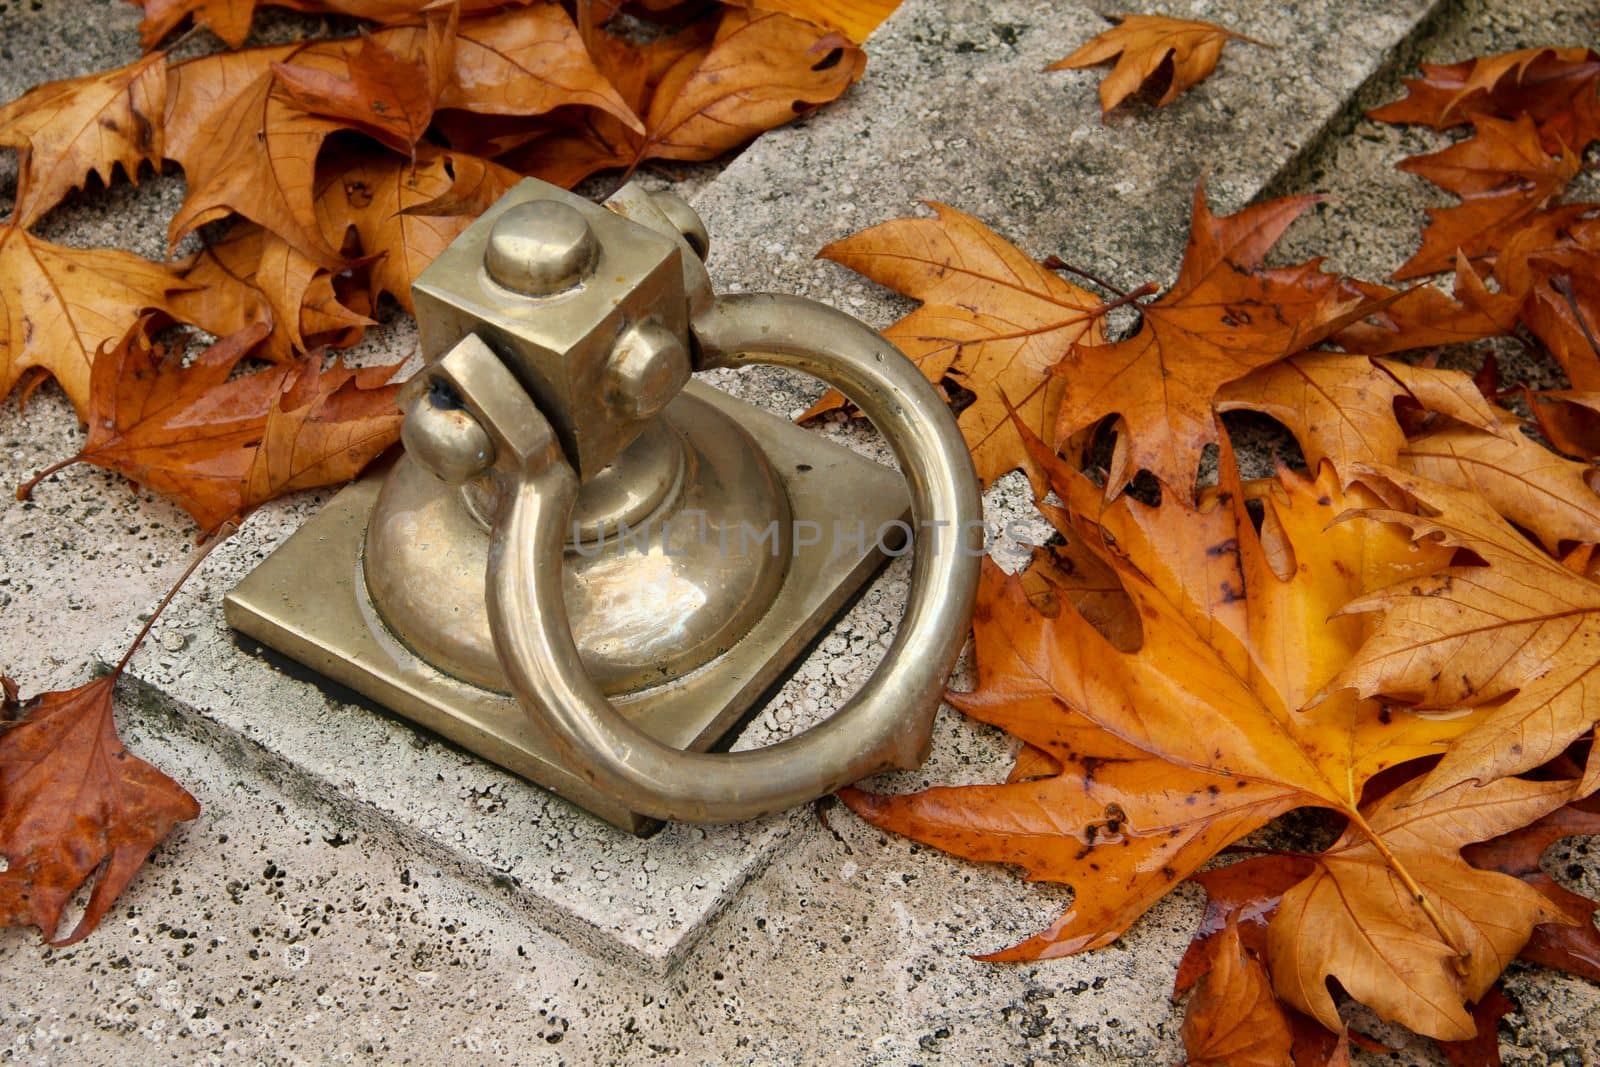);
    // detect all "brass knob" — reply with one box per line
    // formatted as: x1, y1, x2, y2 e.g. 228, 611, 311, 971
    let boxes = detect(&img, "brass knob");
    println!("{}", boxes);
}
484, 201, 598, 296
401, 379, 495, 485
